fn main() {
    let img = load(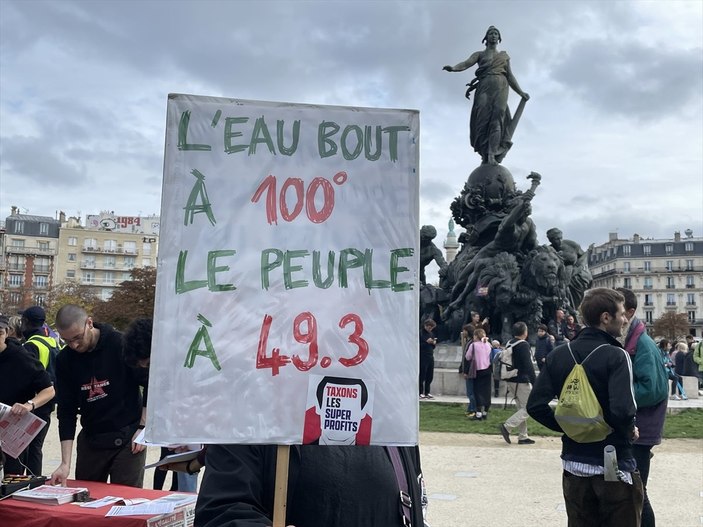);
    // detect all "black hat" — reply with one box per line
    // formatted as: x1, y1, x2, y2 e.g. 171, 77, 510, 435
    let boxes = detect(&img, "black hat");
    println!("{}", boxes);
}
20, 306, 46, 323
